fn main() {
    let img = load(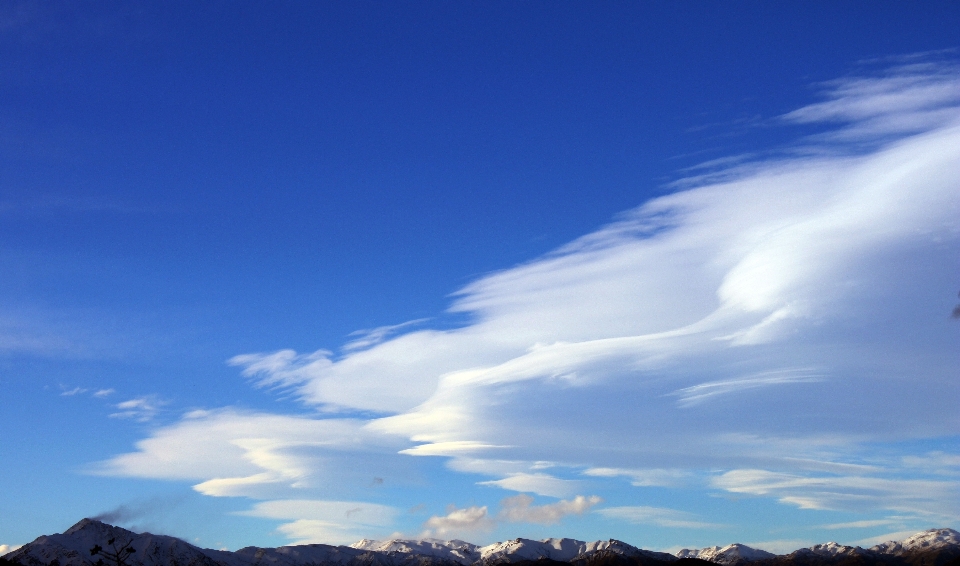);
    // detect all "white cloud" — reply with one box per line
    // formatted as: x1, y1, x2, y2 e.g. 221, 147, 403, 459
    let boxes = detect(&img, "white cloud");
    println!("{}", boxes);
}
60, 386, 87, 396
93, 388, 115, 398
498, 494, 601, 525
597, 506, 721, 529
239, 499, 399, 545
102, 59, 960, 528
478, 473, 581, 497
96, 409, 405, 498
400, 441, 506, 457
422, 505, 494, 537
